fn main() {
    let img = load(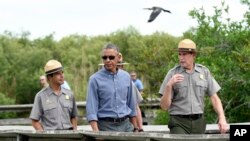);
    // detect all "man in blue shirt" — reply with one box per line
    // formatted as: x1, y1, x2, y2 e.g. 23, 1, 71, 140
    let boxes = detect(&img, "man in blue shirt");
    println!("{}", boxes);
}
61, 80, 71, 90
86, 43, 138, 132
130, 71, 144, 93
